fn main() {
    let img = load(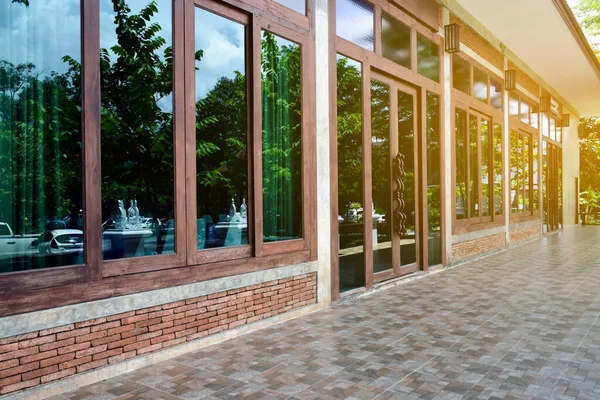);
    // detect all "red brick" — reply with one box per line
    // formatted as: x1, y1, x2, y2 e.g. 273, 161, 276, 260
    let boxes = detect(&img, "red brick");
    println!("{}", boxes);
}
175, 328, 198, 339
198, 322, 219, 332
91, 321, 121, 333
0, 361, 39, 379
172, 316, 195, 327
148, 309, 173, 319
22, 365, 58, 381
107, 337, 136, 350
56, 327, 91, 341
18, 335, 55, 349
121, 327, 148, 339
163, 338, 186, 348
135, 317, 162, 329
58, 342, 90, 355
0, 359, 19, 371
0, 377, 40, 395
197, 299, 219, 308
123, 340, 150, 352
162, 312, 186, 323
137, 331, 163, 342
135, 305, 162, 314
39, 324, 74, 337
172, 304, 197, 314
0, 343, 18, 354
207, 303, 228, 312
208, 314, 229, 323
161, 300, 185, 310
75, 317, 107, 328
39, 337, 75, 352
163, 324, 188, 335
77, 358, 108, 373
41, 367, 75, 383
0, 374, 21, 388
216, 305, 237, 315
150, 334, 175, 345
40, 353, 75, 368
121, 314, 148, 325
229, 319, 247, 329
20, 349, 57, 364
92, 347, 123, 361
108, 350, 136, 364
107, 324, 135, 336
148, 321, 174, 332
208, 326, 227, 335
137, 343, 162, 355
107, 311, 135, 322
0, 332, 38, 346
186, 318, 209, 329
76, 345, 107, 358
91, 334, 121, 347
218, 316, 237, 326
76, 330, 108, 344
186, 331, 209, 341
185, 295, 207, 305
59, 356, 91, 370
0, 346, 38, 362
